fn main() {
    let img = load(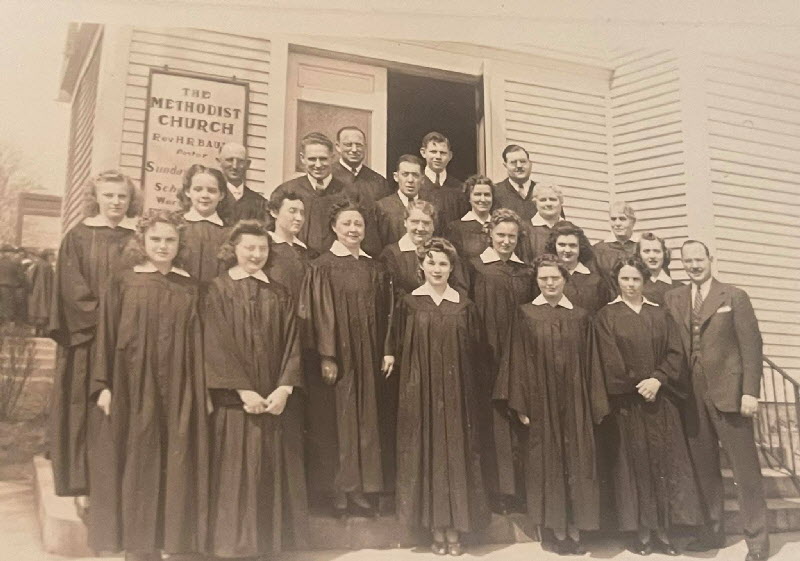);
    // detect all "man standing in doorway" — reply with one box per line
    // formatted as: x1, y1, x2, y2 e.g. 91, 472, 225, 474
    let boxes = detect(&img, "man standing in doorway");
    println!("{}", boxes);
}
665, 240, 769, 561
216, 142, 269, 224
332, 126, 391, 255
418, 131, 467, 234
493, 144, 538, 222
